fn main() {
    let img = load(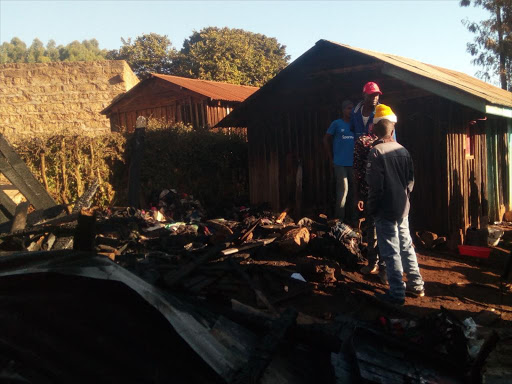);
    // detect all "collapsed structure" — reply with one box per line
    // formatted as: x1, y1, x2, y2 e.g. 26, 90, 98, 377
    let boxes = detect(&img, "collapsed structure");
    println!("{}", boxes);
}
0, 112, 508, 382
0, 42, 510, 383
